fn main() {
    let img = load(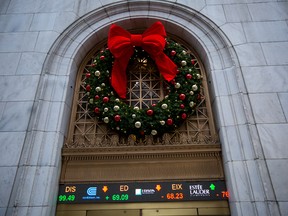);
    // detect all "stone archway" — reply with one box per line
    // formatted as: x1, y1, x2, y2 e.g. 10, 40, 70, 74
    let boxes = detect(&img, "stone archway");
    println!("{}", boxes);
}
8, 1, 275, 216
